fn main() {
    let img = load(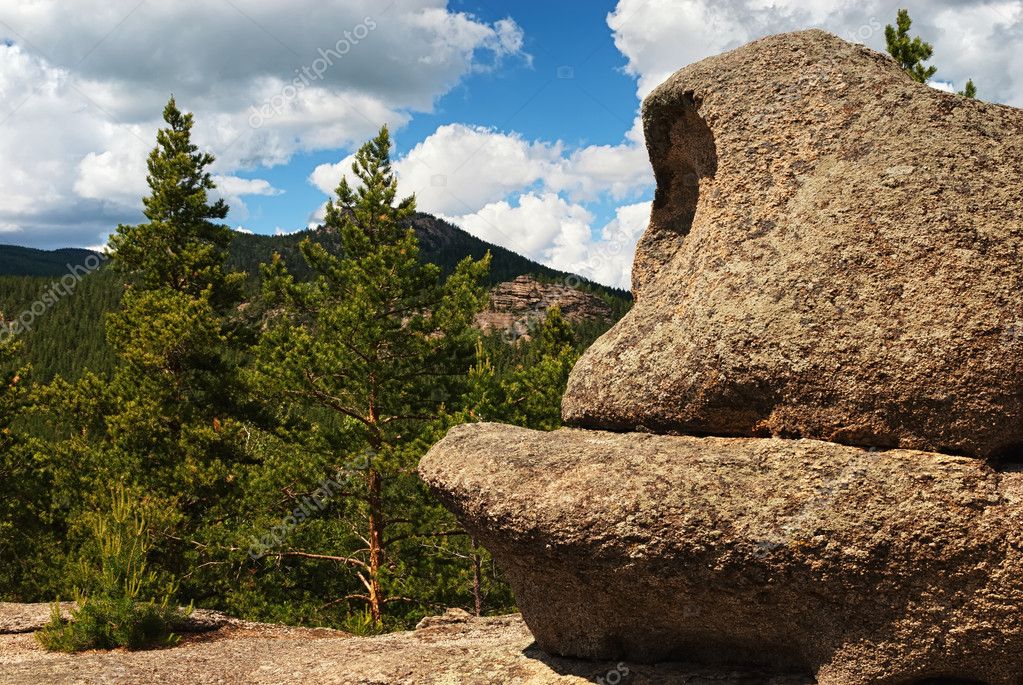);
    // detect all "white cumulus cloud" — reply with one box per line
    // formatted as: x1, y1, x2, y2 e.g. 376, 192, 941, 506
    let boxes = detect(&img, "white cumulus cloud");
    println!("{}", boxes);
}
608, 0, 1023, 104
439, 195, 651, 289
0, 0, 527, 248
307, 121, 655, 287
